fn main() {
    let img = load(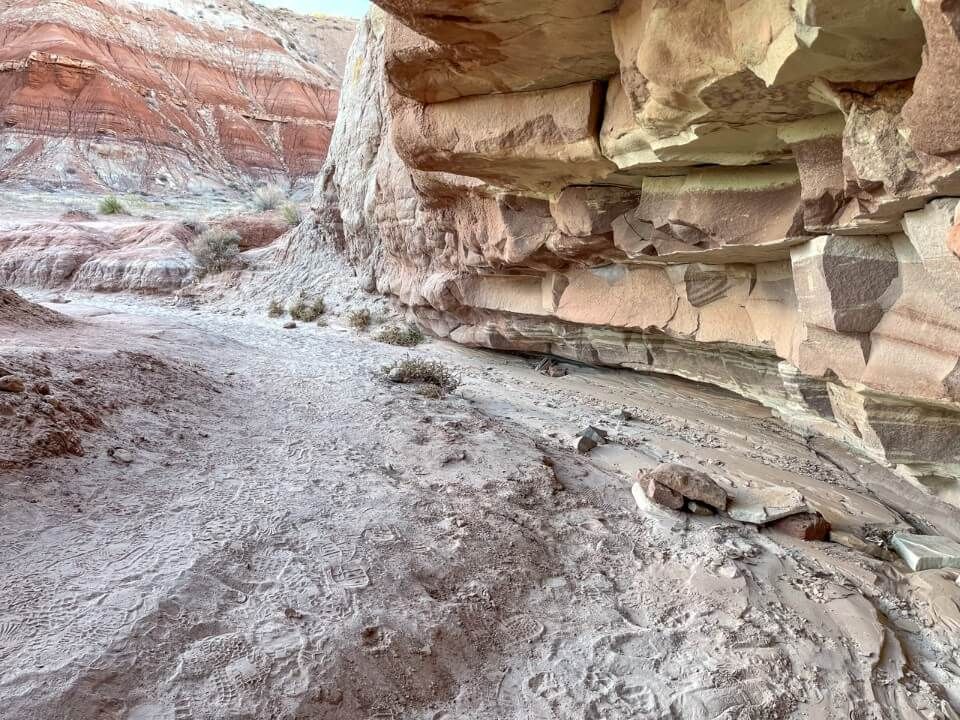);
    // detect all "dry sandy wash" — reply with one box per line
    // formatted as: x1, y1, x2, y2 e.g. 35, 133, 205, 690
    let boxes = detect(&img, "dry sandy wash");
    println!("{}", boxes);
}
2, 291, 960, 719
